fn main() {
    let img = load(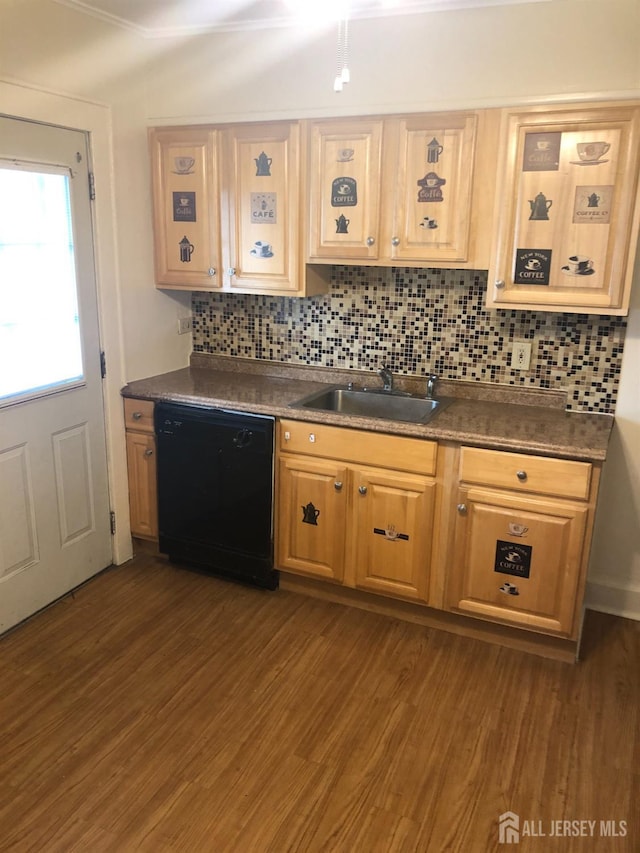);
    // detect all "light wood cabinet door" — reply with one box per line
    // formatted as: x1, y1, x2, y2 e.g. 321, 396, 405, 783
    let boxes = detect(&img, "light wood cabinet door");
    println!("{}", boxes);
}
487, 102, 640, 314
383, 112, 478, 264
277, 454, 348, 583
125, 430, 158, 541
448, 486, 588, 636
149, 127, 222, 291
352, 466, 435, 603
223, 122, 304, 295
306, 118, 383, 261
